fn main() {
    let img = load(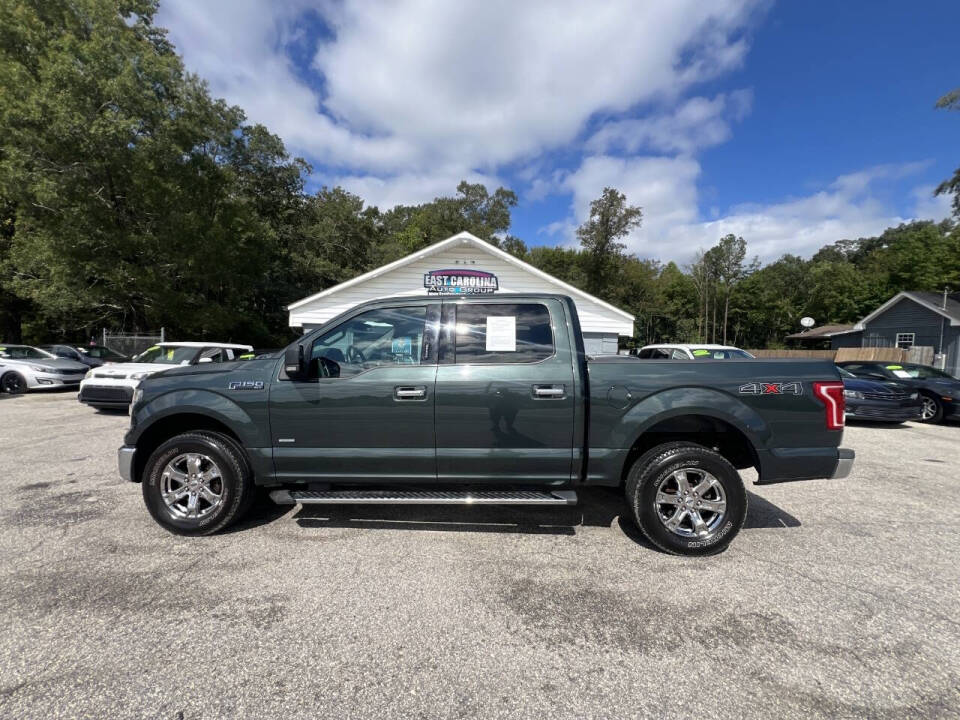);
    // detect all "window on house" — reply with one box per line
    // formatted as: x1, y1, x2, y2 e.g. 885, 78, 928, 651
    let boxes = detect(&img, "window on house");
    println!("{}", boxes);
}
895, 333, 915, 349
